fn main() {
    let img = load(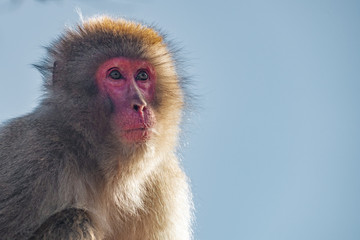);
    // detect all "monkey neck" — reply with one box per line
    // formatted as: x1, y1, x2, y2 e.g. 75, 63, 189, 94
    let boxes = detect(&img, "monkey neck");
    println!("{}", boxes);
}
84, 145, 165, 235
